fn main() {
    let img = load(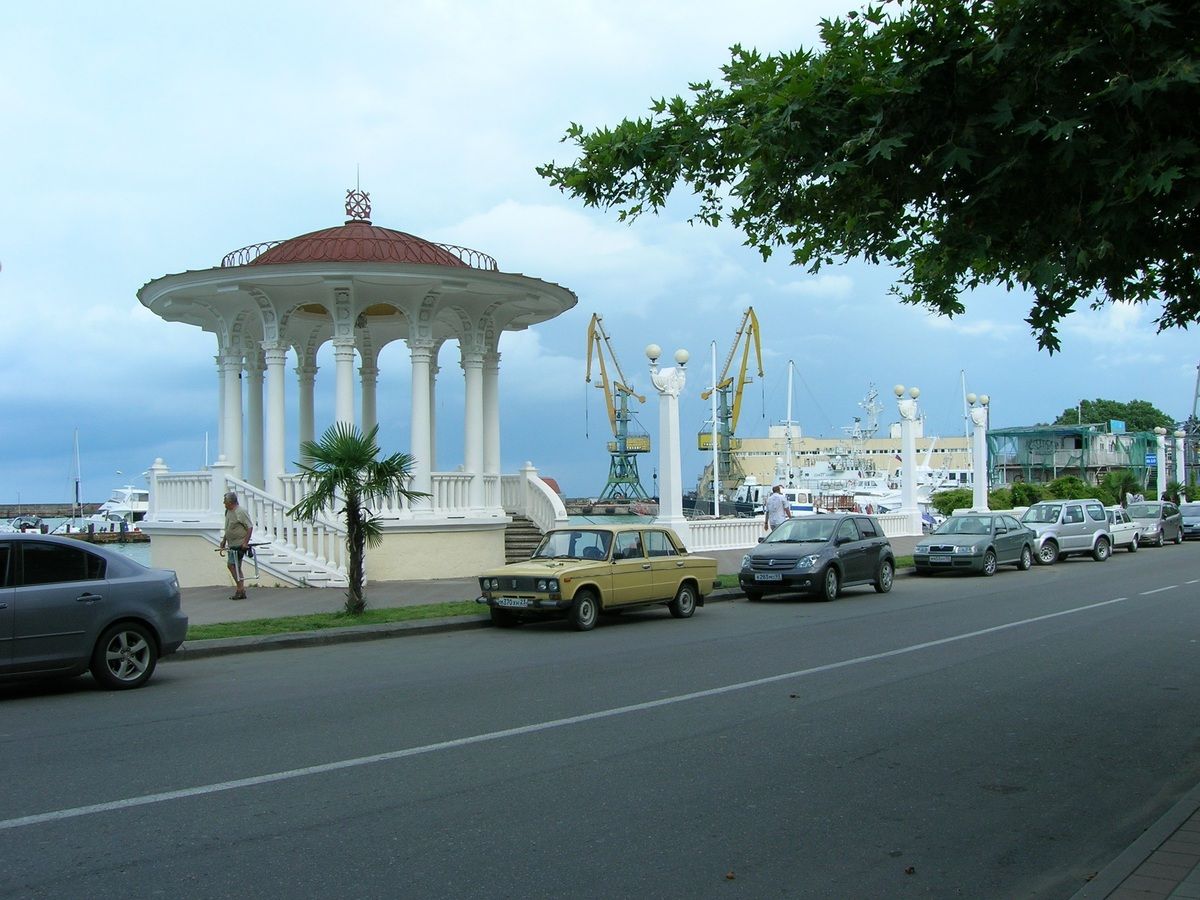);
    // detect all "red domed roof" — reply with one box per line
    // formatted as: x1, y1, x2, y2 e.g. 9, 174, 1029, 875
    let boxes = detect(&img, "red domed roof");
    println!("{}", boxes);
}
249, 220, 469, 267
